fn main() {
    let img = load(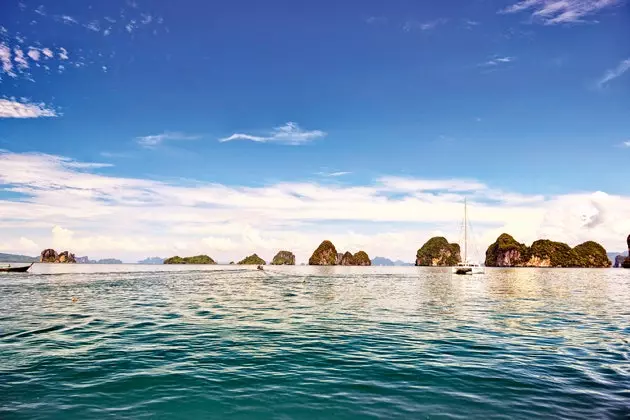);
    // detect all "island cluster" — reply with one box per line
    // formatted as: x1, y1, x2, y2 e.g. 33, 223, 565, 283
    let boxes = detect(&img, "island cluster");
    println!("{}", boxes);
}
32, 234, 630, 269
